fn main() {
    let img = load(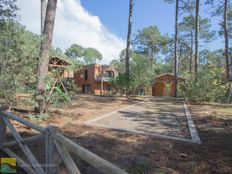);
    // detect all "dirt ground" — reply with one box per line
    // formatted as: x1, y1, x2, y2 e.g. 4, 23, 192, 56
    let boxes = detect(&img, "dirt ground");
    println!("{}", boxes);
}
1, 95, 232, 174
